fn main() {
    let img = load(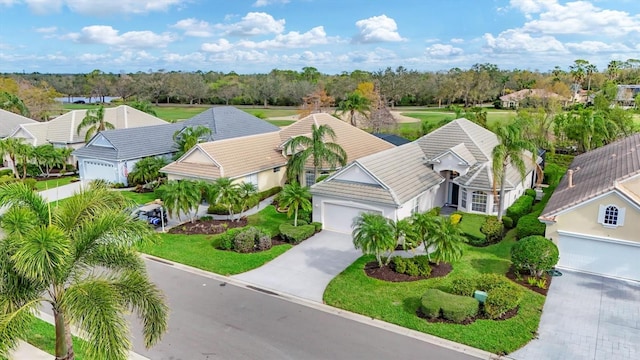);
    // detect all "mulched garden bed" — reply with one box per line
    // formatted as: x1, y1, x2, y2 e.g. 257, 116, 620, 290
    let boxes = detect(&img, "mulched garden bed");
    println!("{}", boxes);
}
416, 306, 519, 325
364, 261, 452, 282
168, 218, 248, 235
506, 266, 552, 296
